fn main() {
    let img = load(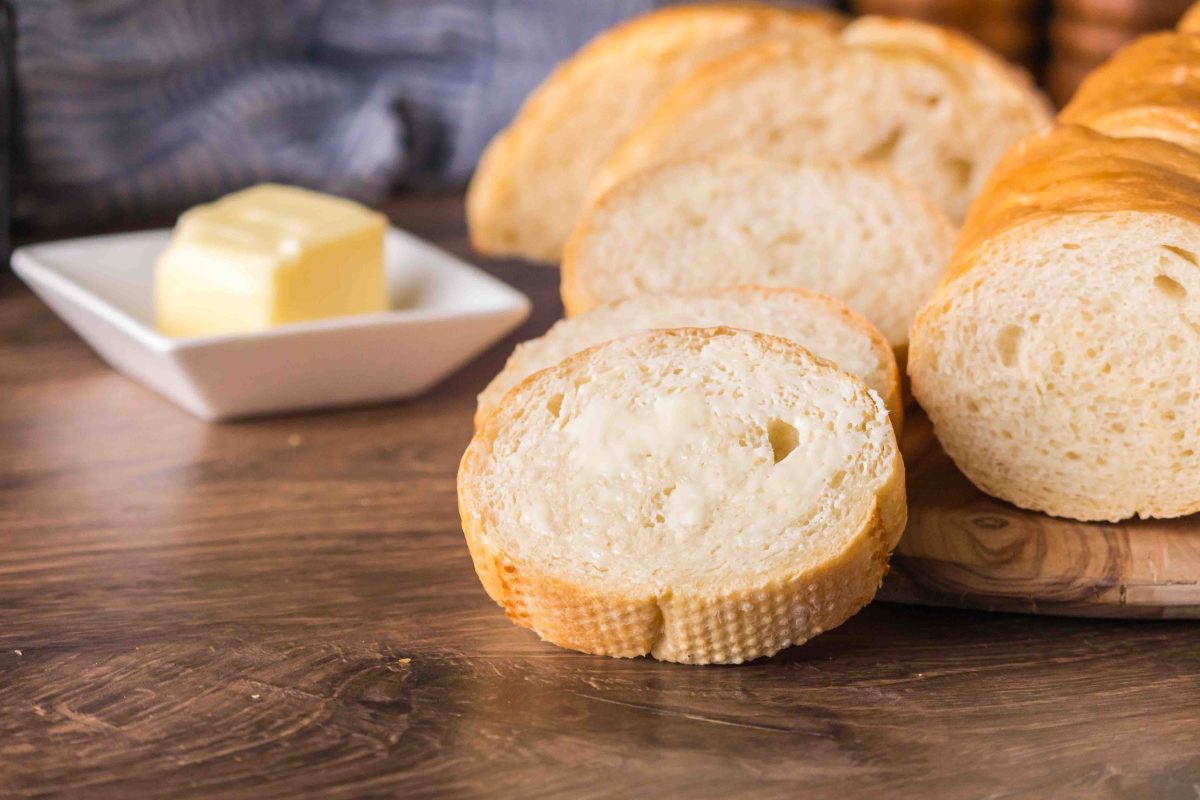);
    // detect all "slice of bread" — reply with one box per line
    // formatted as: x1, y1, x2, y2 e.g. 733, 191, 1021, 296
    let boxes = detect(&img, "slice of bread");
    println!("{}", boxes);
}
476, 287, 902, 430
909, 126, 1200, 521
1061, 33, 1200, 155
561, 155, 955, 353
458, 327, 906, 664
591, 16, 1051, 223
465, 3, 841, 264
